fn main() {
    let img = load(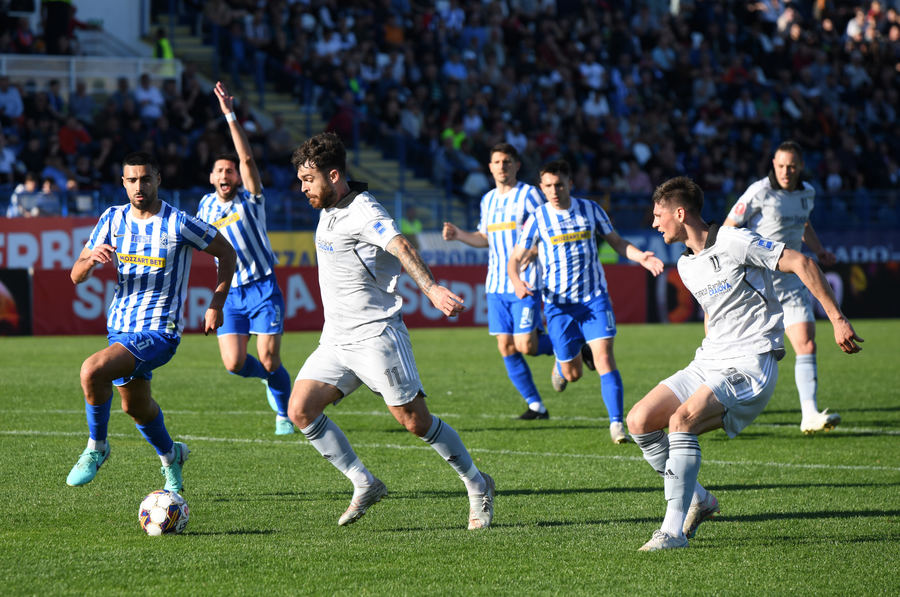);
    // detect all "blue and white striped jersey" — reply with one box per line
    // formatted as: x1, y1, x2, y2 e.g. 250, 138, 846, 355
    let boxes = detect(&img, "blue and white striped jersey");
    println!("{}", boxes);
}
478, 182, 545, 293
518, 196, 615, 304
86, 201, 218, 336
196, 188, 276, 288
